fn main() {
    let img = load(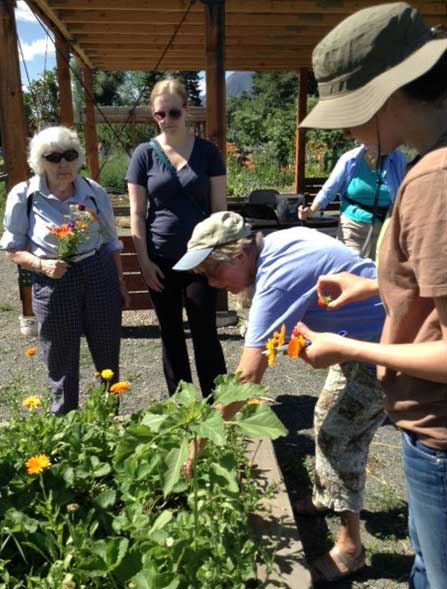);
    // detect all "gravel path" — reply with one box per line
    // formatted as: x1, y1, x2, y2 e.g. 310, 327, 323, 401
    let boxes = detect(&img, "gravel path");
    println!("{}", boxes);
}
0, 249, 411, 589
